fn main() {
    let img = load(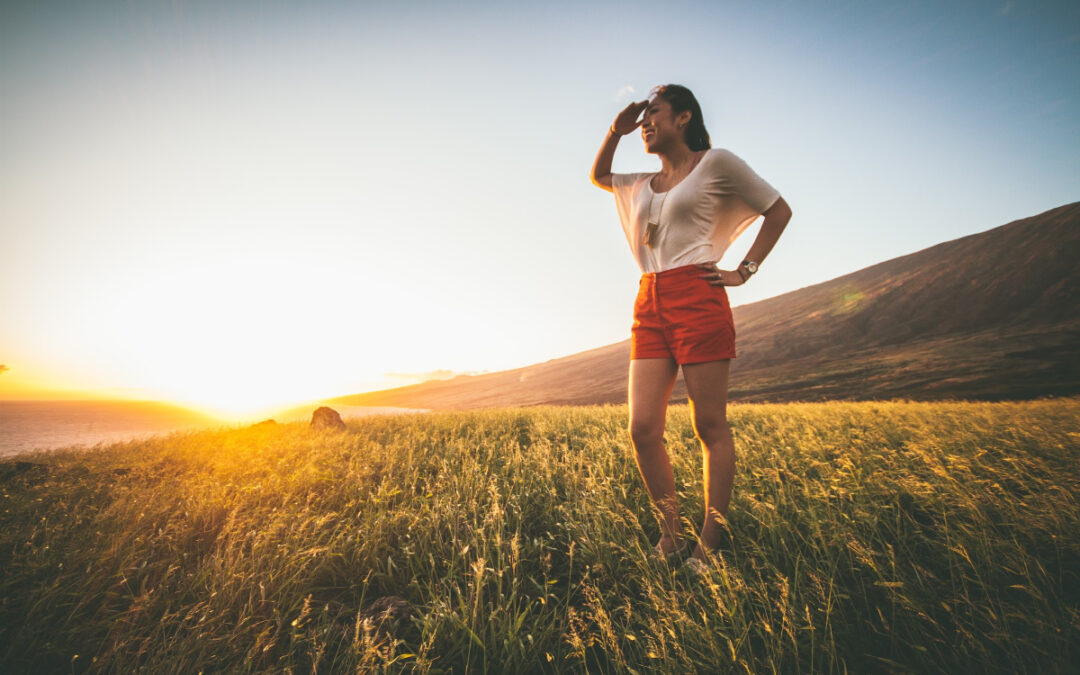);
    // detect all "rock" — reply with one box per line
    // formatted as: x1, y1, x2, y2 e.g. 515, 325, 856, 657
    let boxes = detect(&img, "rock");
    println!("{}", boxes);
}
250, 419, 277, 429
361, 596, 413, 637
310, 406, 346, 431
